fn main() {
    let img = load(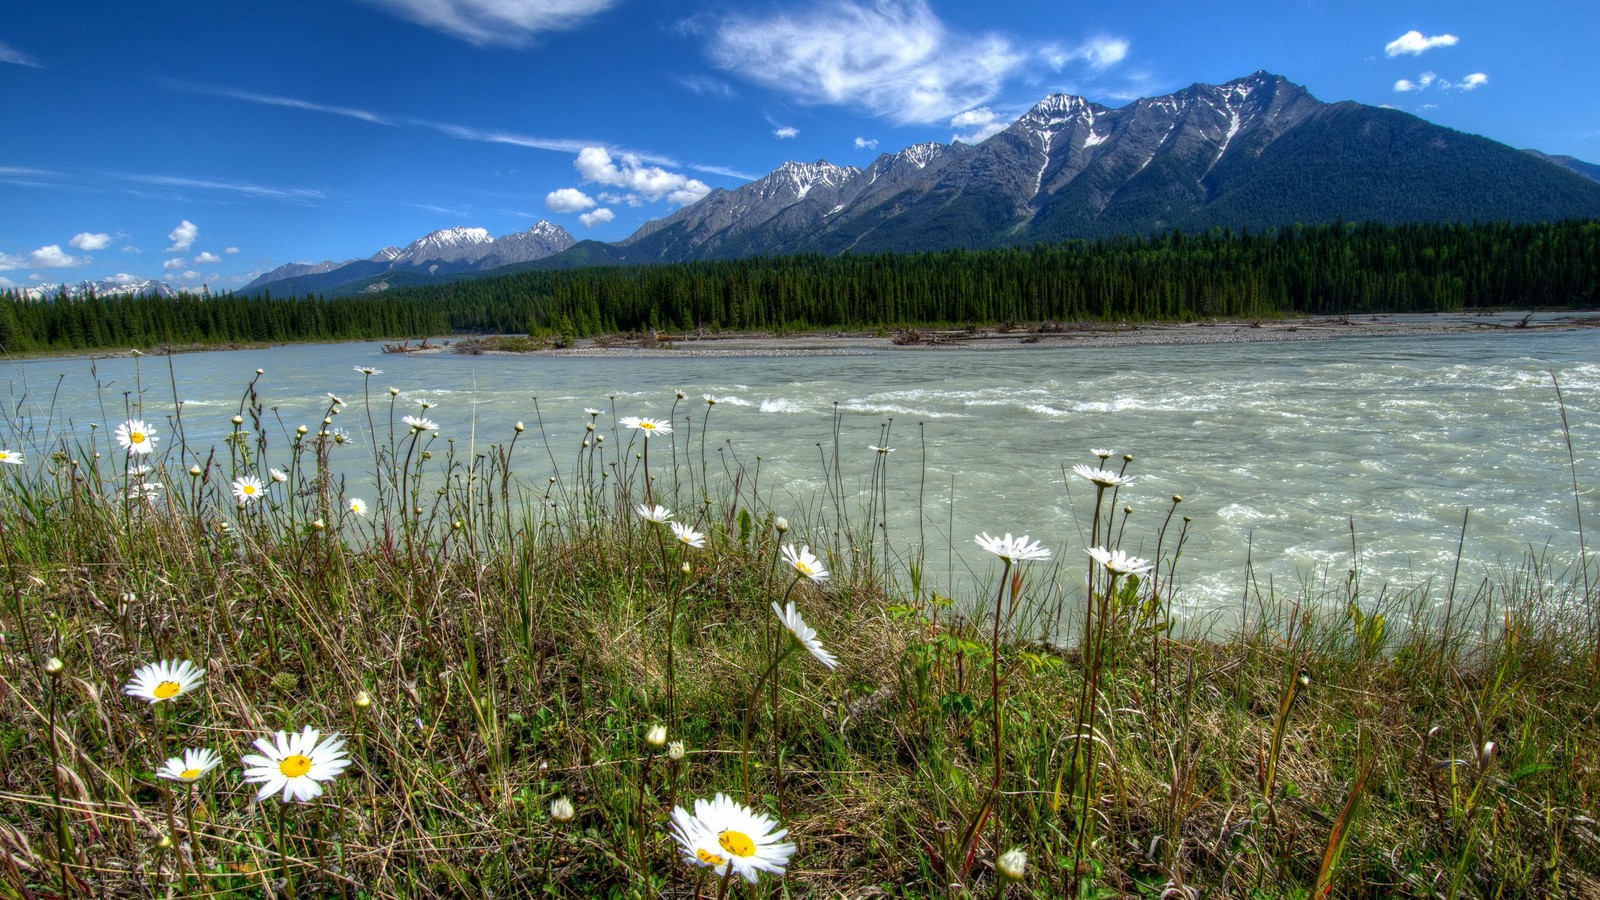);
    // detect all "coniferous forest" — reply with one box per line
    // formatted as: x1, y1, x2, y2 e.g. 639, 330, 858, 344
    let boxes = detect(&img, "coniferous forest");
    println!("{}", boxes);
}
2, 219, 1597, 354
